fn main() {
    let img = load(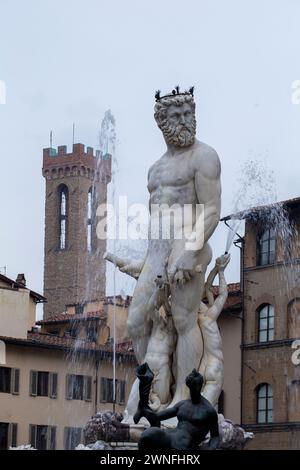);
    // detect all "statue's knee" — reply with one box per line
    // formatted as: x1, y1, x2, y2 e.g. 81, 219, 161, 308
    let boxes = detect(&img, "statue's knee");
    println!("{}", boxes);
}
172, 313, 188, 334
